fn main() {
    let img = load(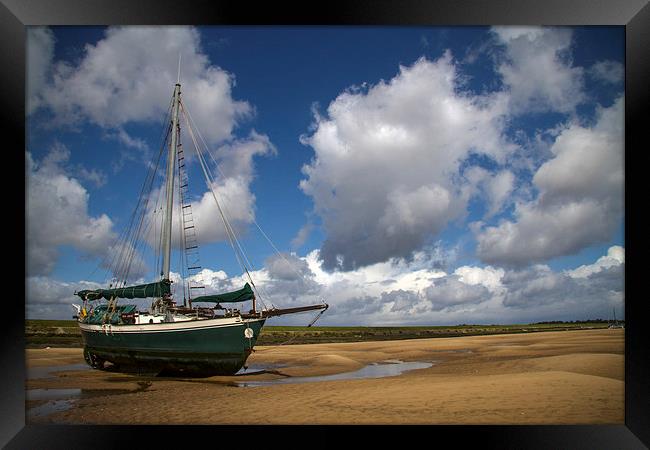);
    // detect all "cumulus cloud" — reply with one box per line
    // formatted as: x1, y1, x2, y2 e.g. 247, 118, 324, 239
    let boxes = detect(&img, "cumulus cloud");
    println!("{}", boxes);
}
565, 245, 624, 278
475, 97, 624, 266
142, 130, 275, 249
29, 243, 624, 324
224, 245, 622, 325
26, 146, 116, 275
454, 265, 504, 290
33, 26, 252, 146
26, 277, 104, 319
501, 262, 623, 319
27, 27, 278, 283
265, 252, 313, 281
492, 26, 585, 114
300, 53, 513, 270
424, 276, 491, 311
190, 131, 276, 243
